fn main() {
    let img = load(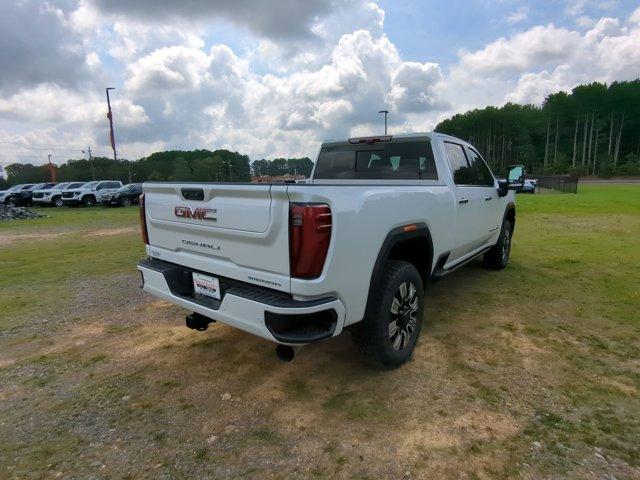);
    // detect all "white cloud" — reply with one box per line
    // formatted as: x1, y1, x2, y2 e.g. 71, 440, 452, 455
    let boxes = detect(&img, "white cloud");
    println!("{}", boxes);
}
87, 0, 350, 40
0, 84, 148, 127
472, 15, 640, 105
388, 62, 445, 112
576, 15, 596, 28
458, 25, 582, 74
565, 0, 618, 17
506, 7, 529, 24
